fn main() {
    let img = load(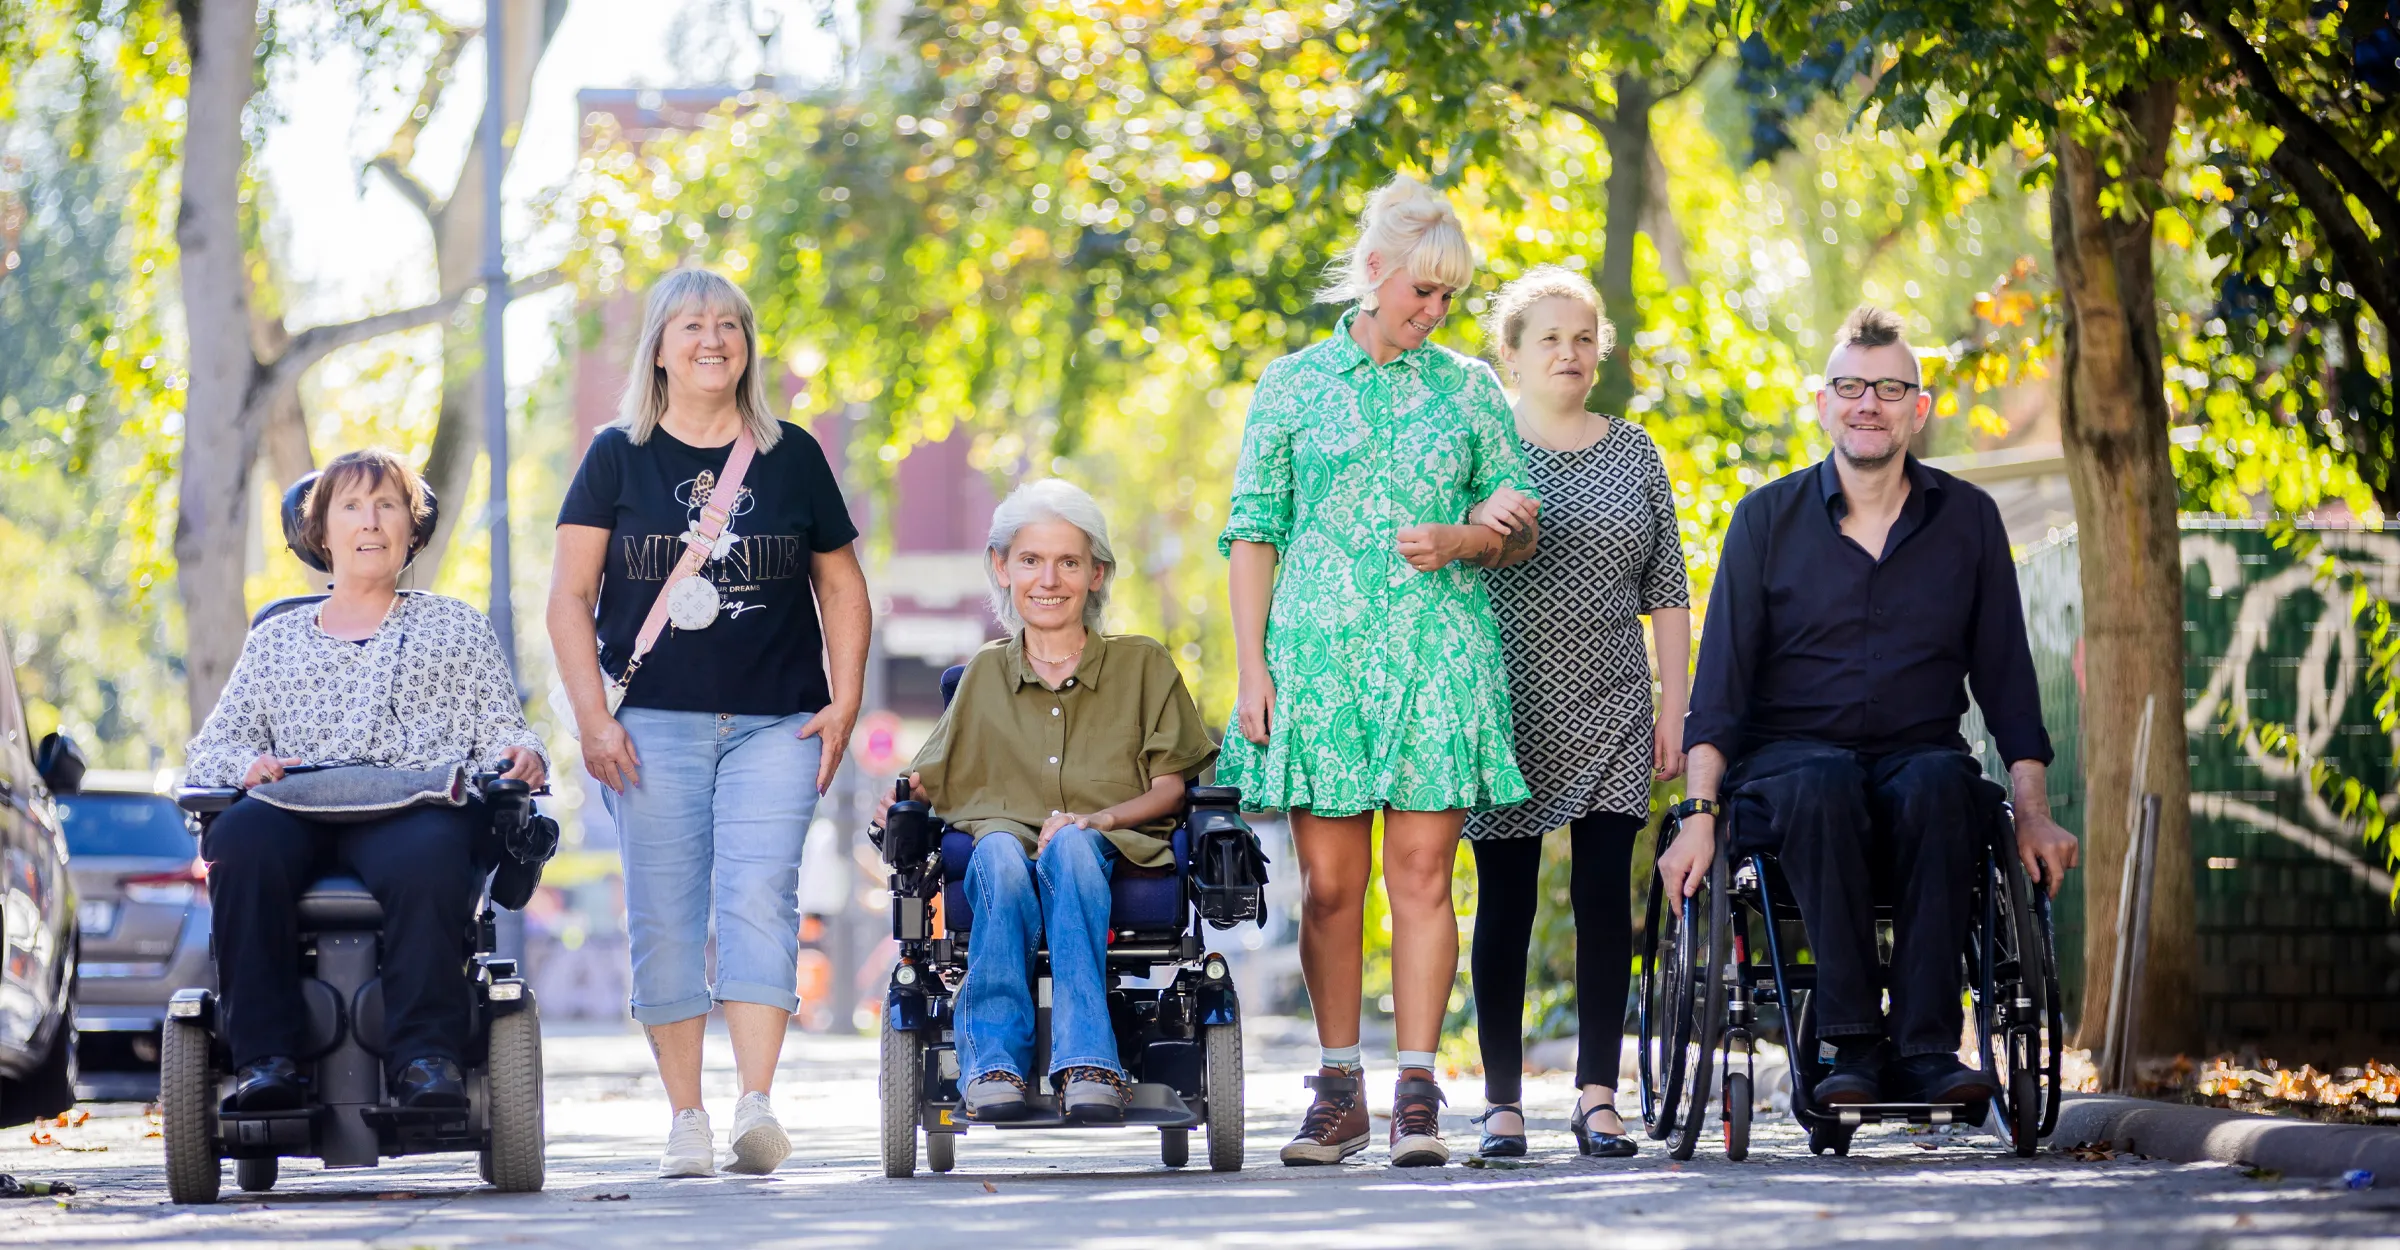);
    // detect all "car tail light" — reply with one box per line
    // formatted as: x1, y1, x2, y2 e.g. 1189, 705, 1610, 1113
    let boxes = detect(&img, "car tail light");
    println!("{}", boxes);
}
121, 861, 207, 906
